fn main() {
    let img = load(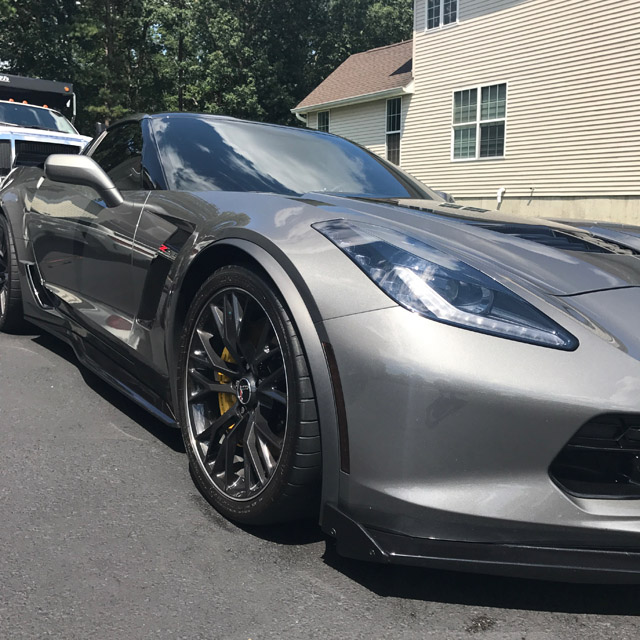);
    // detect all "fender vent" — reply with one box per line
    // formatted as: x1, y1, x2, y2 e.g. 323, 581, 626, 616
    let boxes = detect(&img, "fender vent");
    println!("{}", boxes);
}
550, 414, 640, 499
